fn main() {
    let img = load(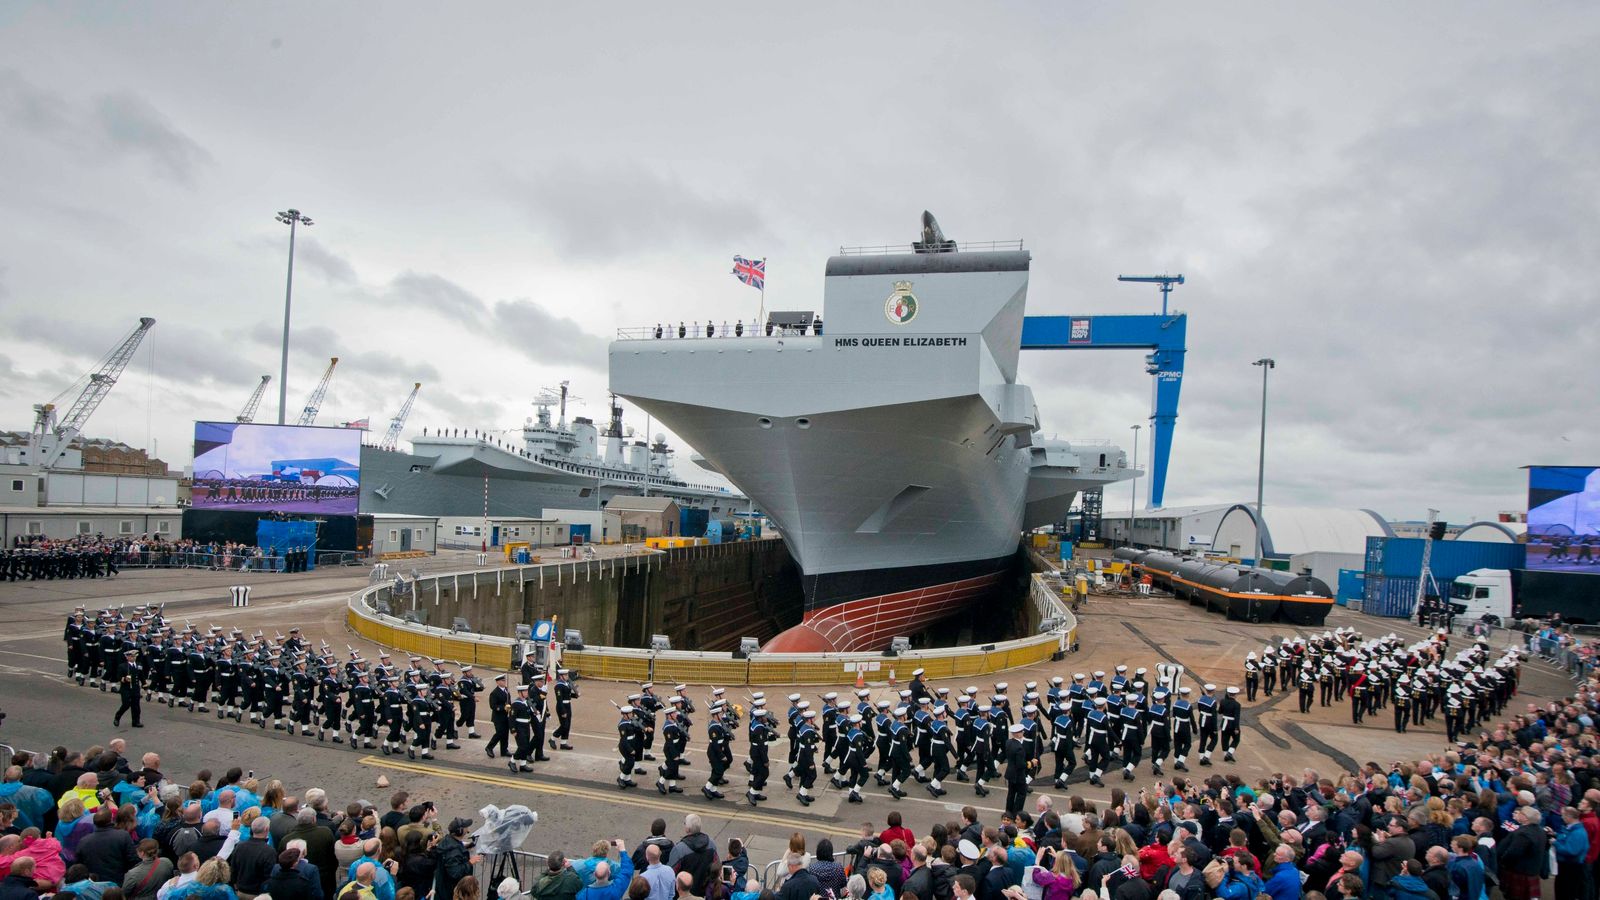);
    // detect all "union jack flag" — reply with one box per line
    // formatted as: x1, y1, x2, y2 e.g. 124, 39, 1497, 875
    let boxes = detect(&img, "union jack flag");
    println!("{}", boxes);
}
731, 256, 765, 290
